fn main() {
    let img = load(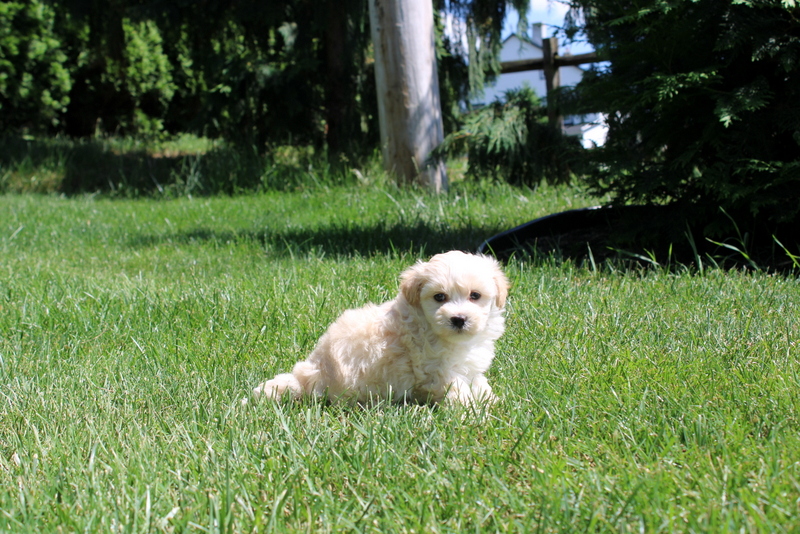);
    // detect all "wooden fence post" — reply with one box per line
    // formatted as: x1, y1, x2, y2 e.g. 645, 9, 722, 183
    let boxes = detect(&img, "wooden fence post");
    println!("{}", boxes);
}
541, 36, 563, 131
